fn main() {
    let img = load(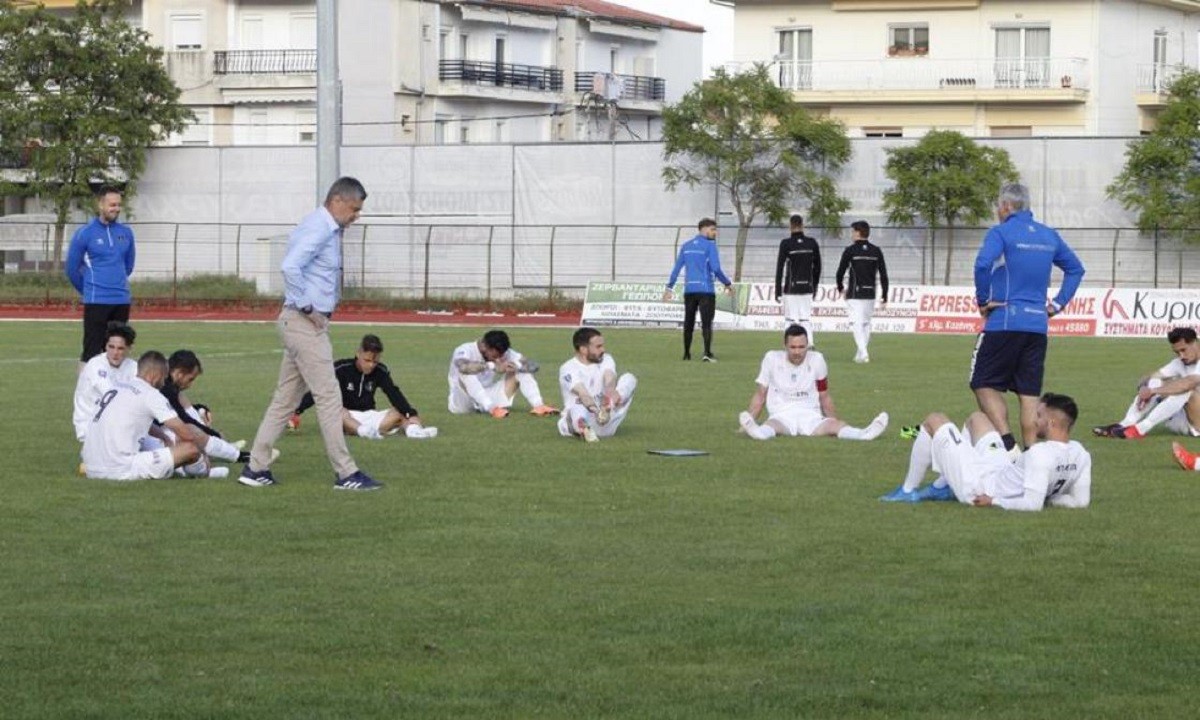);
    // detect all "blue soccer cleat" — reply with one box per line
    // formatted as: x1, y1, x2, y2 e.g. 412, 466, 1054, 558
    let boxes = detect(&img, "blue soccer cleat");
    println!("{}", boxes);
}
915, 483, 956, 502
879, 484, 922, 503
